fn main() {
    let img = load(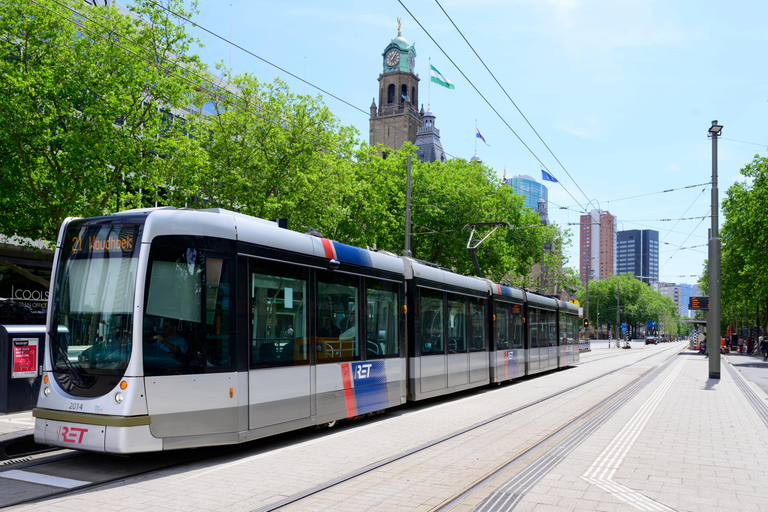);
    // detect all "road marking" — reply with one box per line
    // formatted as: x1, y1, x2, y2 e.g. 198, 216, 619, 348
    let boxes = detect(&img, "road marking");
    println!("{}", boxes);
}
581, 358, 685, 511
0, 469, 91, 489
